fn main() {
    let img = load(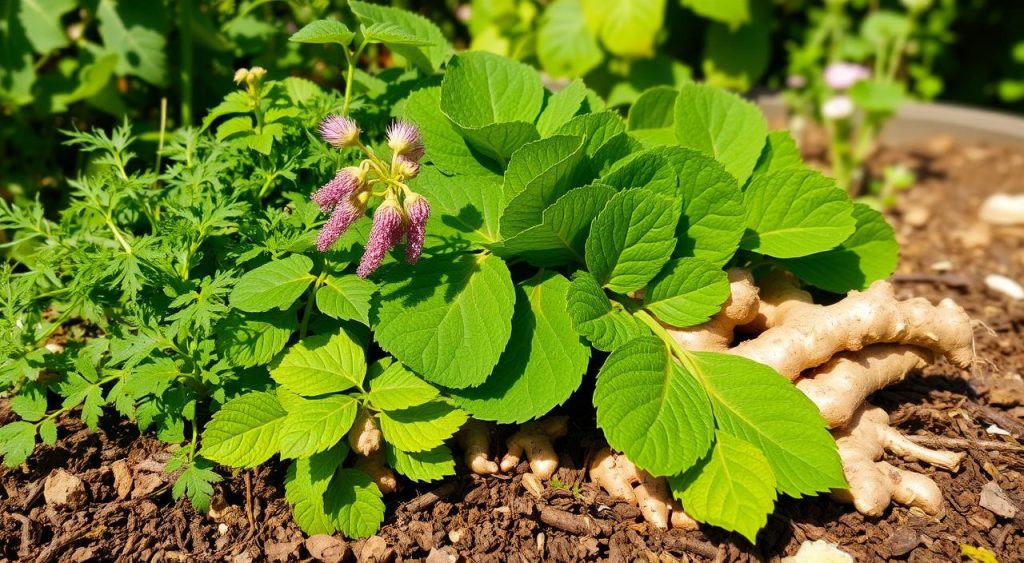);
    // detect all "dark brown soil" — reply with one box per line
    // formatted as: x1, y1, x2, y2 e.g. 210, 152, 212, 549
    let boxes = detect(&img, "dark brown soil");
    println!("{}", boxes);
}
2, 137, 1023, 563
